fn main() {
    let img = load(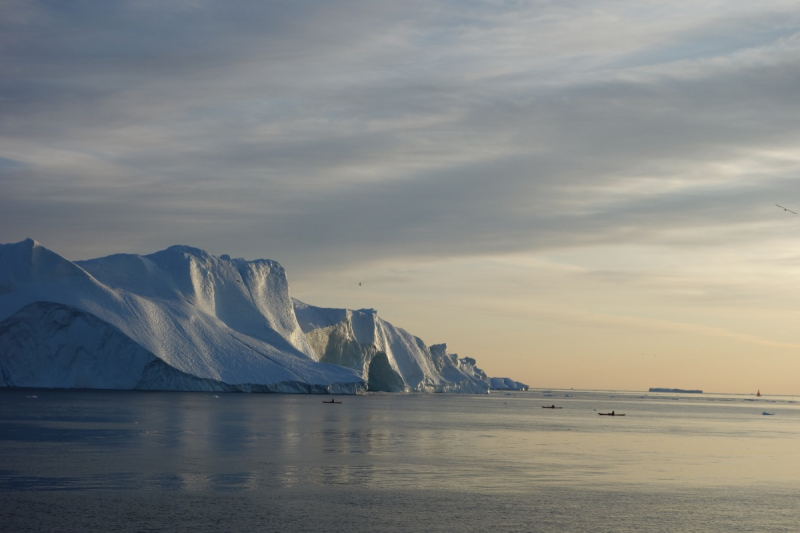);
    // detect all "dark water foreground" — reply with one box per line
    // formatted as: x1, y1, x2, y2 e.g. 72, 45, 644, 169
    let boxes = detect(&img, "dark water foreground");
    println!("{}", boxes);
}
4, 485, 797, 533
1, 389, 798, 532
